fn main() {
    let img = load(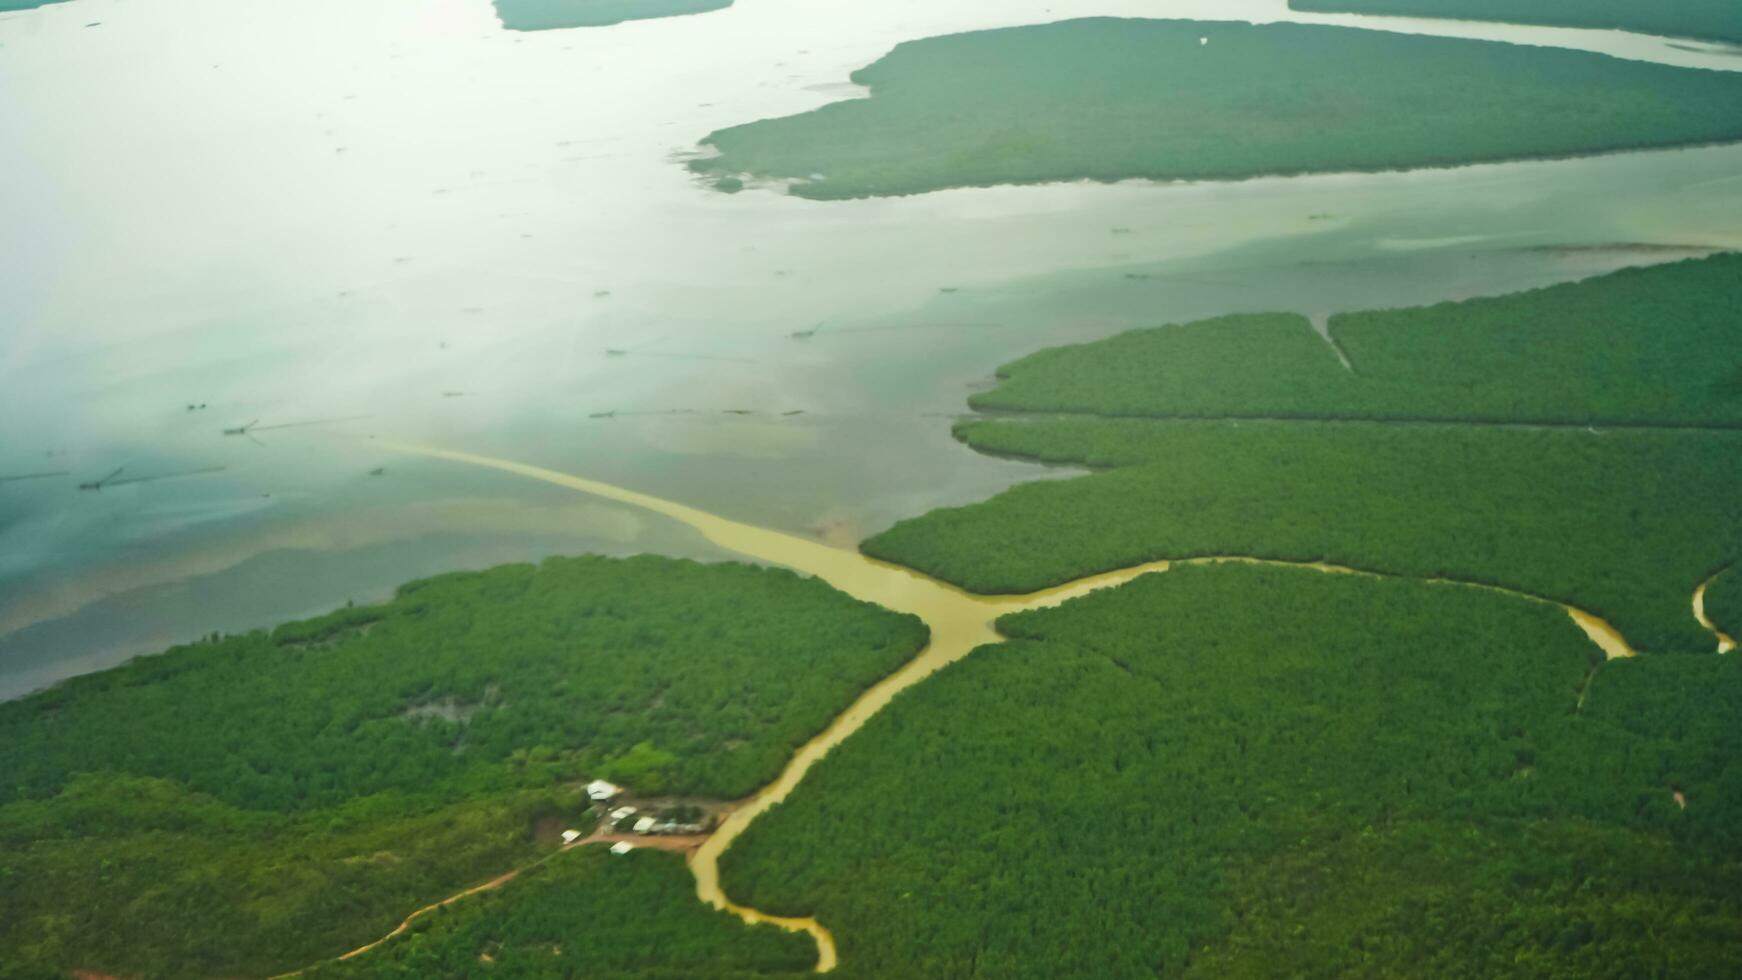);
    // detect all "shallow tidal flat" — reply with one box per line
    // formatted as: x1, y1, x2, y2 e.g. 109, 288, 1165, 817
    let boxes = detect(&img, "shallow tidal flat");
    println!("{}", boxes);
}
690, 17, 1742, 198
